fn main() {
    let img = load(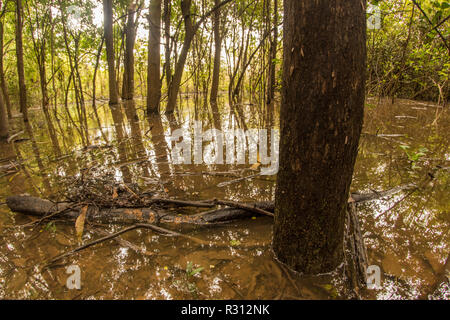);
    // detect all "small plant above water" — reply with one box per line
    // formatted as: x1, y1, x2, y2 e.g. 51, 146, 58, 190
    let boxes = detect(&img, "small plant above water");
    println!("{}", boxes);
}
186, 261, 204, 278
43, 221, 57, 233
399, 145, 429, 170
